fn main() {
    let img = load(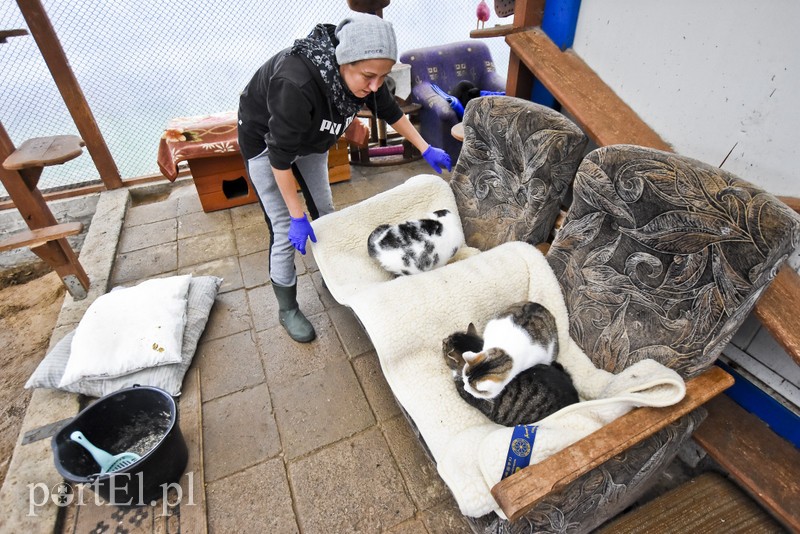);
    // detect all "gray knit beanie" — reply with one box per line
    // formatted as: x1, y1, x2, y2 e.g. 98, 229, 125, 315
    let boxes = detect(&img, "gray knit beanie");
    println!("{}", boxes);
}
335, 13, 398, 65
